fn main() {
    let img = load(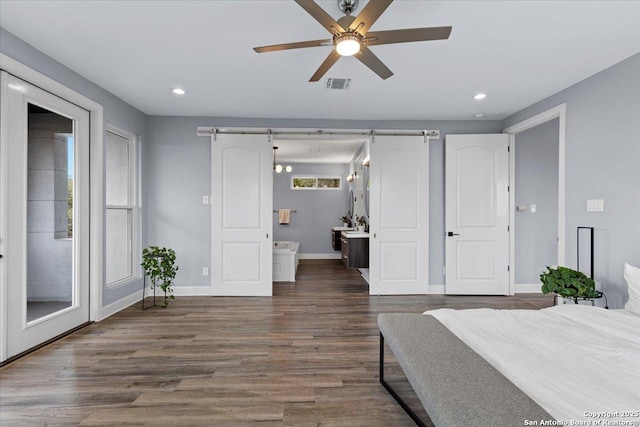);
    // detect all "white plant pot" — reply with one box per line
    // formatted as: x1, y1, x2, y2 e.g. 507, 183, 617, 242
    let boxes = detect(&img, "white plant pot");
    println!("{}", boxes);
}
357, 225, 365, 232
